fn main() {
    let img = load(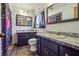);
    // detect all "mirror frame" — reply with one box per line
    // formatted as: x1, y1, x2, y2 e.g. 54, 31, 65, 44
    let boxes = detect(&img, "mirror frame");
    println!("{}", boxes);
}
16, 14, 32, 26
46, 3, 79, 24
